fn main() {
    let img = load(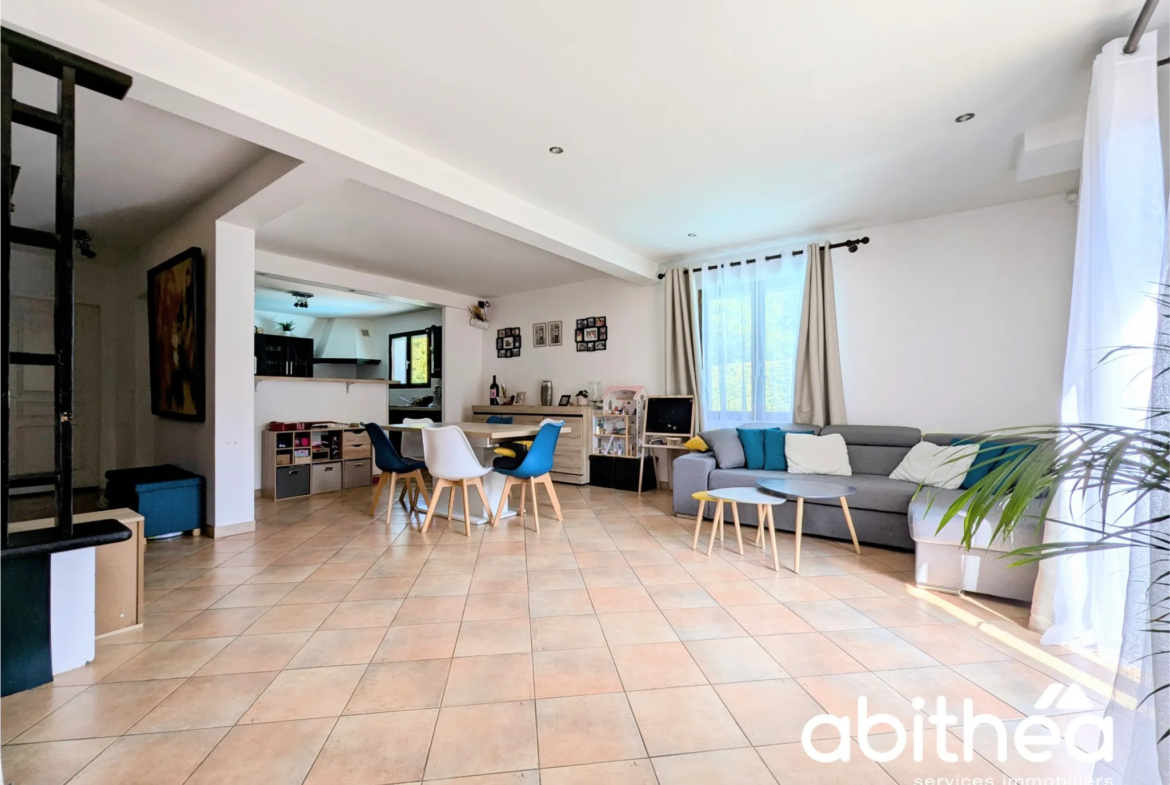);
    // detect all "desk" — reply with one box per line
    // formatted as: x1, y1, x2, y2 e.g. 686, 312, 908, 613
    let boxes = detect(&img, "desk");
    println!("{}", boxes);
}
384, 421, 571, 524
